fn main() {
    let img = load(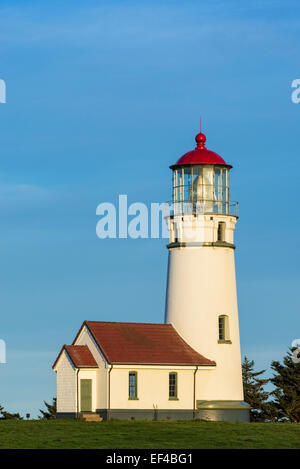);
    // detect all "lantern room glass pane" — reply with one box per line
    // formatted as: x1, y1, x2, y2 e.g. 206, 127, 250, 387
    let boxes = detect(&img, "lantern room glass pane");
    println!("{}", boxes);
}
222, 169, 227, 213
191, 167, 201, 200
177, 169, 181, 188
183, 168, 192, 205
214, 168, 222, 213
172, 170, 177, 206
202, 167, 214, 212
172, 165, 231, 215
